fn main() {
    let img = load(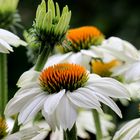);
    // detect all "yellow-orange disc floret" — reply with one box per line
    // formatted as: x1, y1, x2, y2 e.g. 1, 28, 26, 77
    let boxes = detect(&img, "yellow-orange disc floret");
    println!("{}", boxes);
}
66, 26, 104, 52
91, 59, 120, 77
39, 63, 88, 93
0, 117, 8, 139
